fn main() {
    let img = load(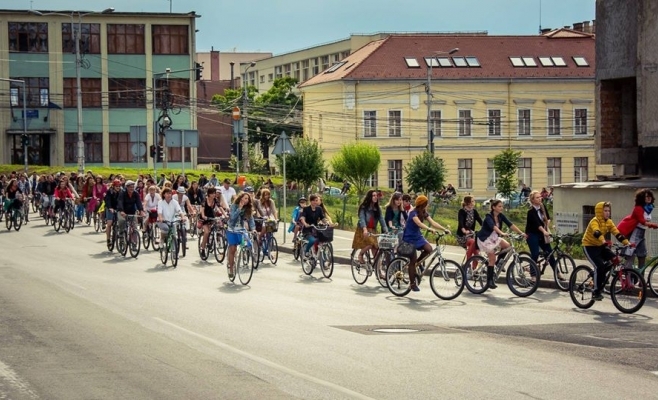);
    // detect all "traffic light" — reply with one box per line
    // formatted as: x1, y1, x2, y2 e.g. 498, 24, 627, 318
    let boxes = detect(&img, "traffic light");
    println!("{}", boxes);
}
195, 62, 203, 81
149, 145, 156, 158
21, 134, 29, 147
156, 145, 164, 162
